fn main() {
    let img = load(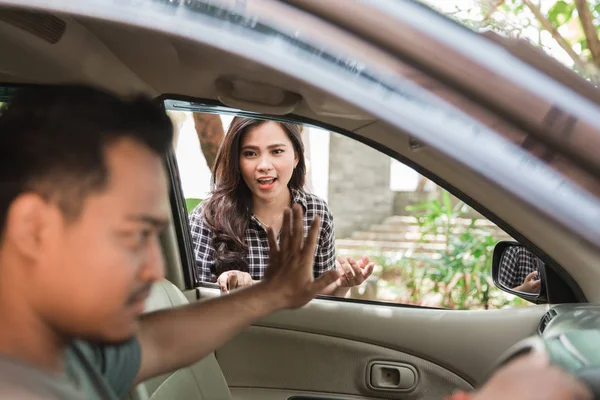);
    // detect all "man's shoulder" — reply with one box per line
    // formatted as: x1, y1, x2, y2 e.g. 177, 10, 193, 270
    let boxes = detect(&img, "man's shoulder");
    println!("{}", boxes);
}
0, 352, 83, 400
69, 337, 140, 368
68, 338, 141, 399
